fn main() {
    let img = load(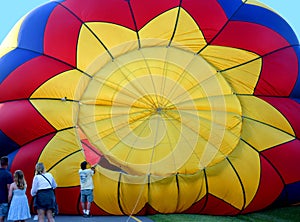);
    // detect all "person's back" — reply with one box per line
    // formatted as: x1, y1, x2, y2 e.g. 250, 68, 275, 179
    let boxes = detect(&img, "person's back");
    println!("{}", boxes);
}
8, 171, 31, 222
31, 162, 56, 222
12, 187, 26, 197
79, 168, 94, 190
79, 161, 95, 217
0, 167, 11, 202
0, 156, 13, 222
